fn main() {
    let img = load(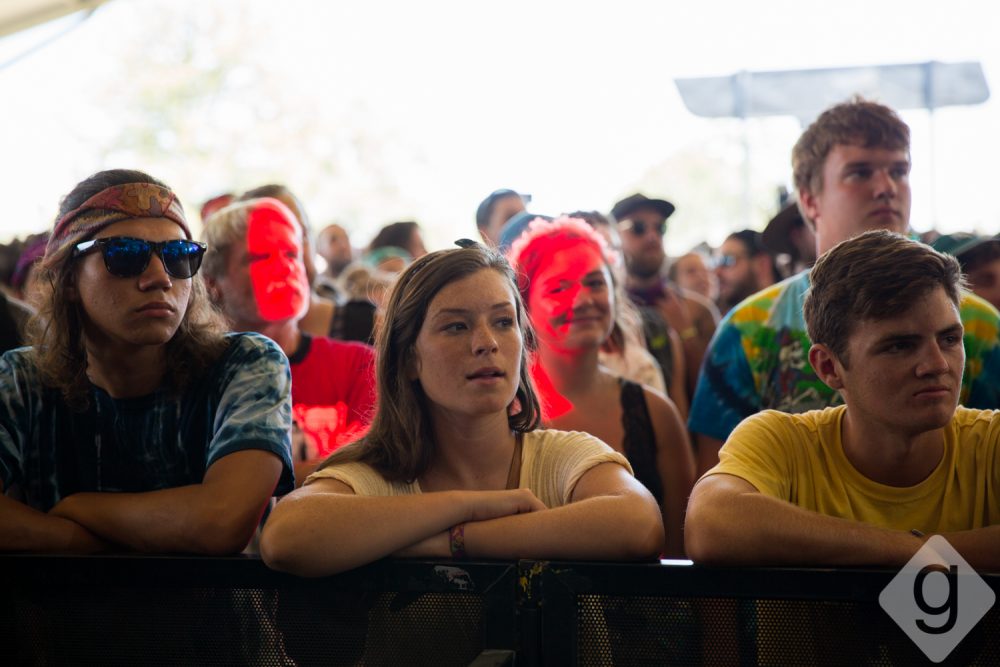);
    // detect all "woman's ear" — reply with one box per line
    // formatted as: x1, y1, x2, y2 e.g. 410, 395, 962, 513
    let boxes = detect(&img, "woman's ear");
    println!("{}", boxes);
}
808, 343, 845, 391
